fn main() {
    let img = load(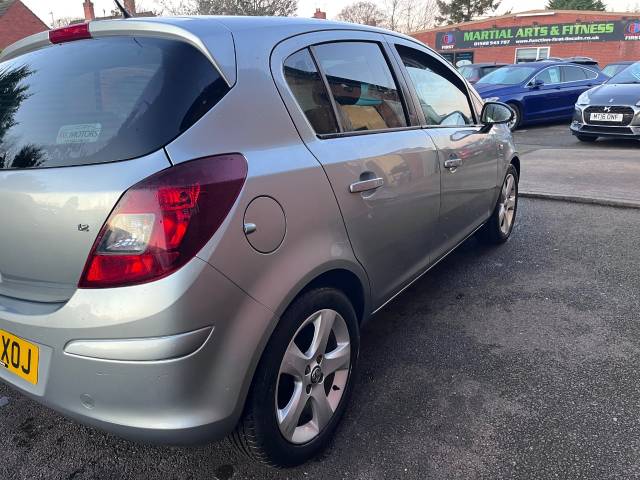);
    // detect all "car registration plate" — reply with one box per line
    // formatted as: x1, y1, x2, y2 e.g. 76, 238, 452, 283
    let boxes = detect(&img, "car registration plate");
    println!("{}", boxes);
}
0, 329, 39, 385
590, 112, 623, 122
